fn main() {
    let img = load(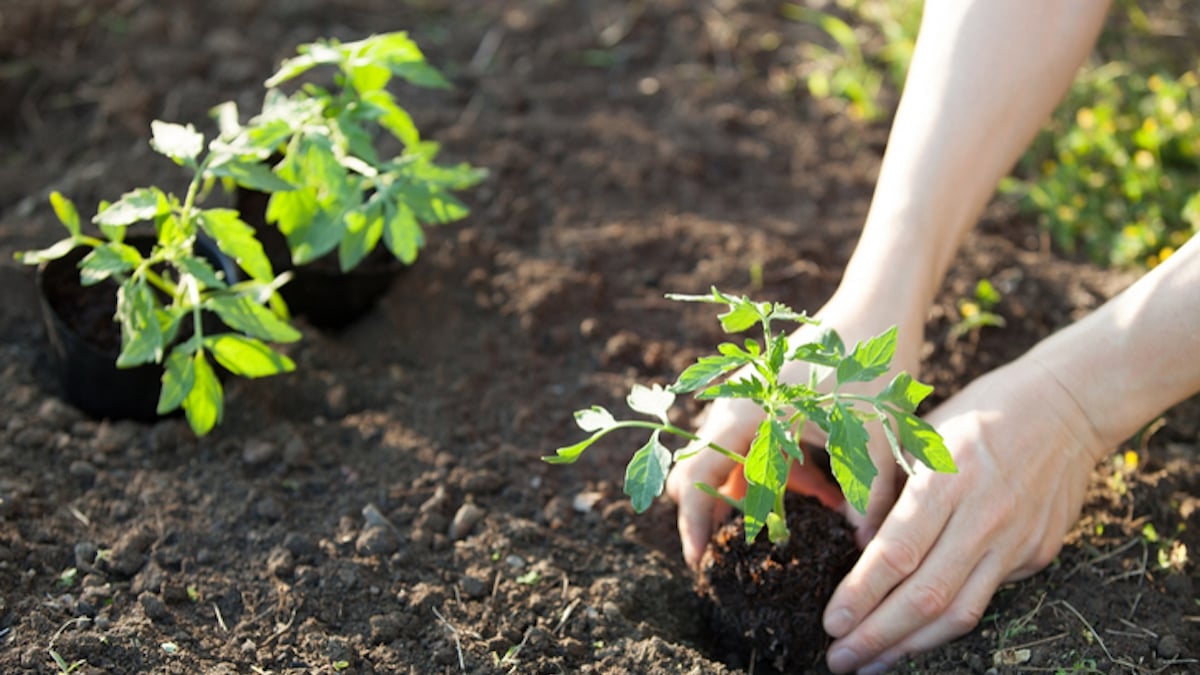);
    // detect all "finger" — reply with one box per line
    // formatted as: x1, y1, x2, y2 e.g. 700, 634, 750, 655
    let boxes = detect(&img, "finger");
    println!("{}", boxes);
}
824, 520, 984, 672
858, 553, 1001, 671
668, 444, 739, 568
823, 475, 953, 640
785, 459, 844, 509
